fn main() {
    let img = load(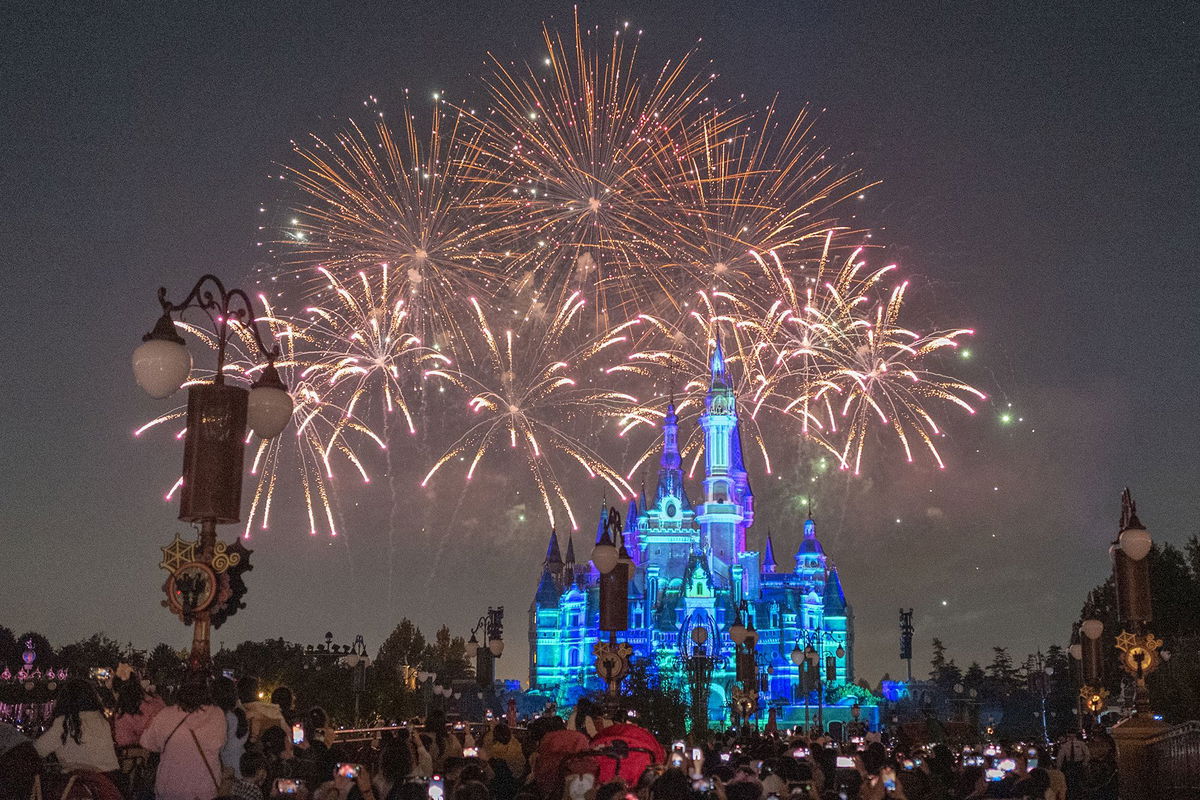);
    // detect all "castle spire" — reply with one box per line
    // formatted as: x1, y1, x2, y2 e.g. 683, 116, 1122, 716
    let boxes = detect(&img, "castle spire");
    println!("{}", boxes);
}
543, 529, 563, 565
710, 332, 729, 388
654, 396, 690, 508
763, 529, 777, 573
564, 534, 576, 566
